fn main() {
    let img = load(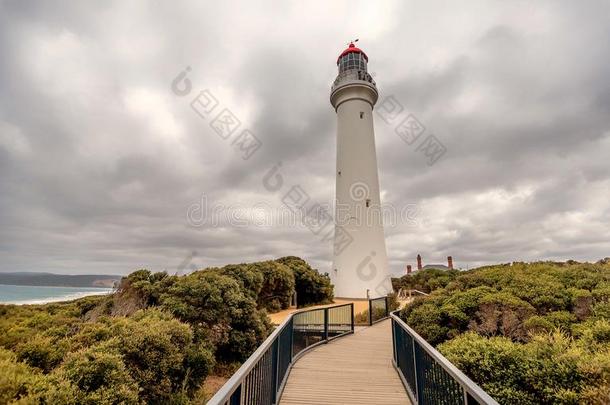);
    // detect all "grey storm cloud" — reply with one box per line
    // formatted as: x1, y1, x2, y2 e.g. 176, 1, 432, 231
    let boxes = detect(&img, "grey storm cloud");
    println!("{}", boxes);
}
1, 0, 609, 276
